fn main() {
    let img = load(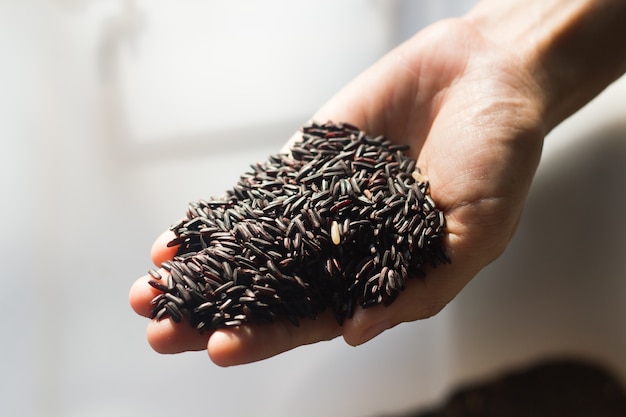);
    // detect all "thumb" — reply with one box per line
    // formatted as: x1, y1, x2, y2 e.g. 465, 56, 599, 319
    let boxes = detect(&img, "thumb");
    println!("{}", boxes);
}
341, 254, 482, 346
